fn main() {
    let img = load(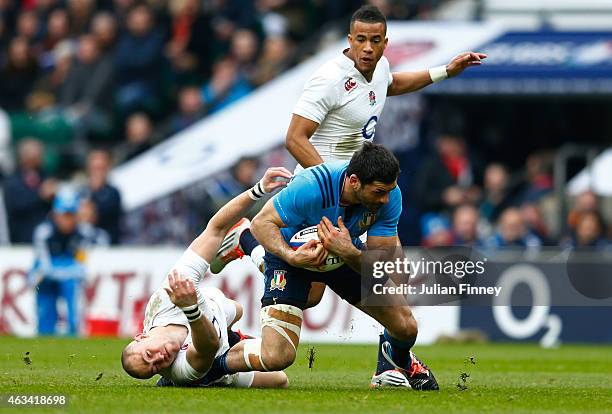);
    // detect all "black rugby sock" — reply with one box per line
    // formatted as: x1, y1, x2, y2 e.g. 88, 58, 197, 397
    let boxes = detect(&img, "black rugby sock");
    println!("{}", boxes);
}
227, 329, 241, 347
239, 229, 260, 256
383, 329, 415, 370
376, 333, 395, 374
